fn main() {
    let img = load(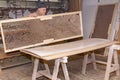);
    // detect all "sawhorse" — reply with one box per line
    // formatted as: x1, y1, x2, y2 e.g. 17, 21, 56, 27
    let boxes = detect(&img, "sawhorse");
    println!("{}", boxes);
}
82, 45, 120, 80
32, 57, 70, 80
21, 38, 120, 80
